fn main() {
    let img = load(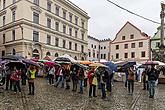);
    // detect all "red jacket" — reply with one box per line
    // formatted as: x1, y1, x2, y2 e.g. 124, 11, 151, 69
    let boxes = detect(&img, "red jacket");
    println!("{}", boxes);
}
10, 70, 21, 81
87, 70, 94, 85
